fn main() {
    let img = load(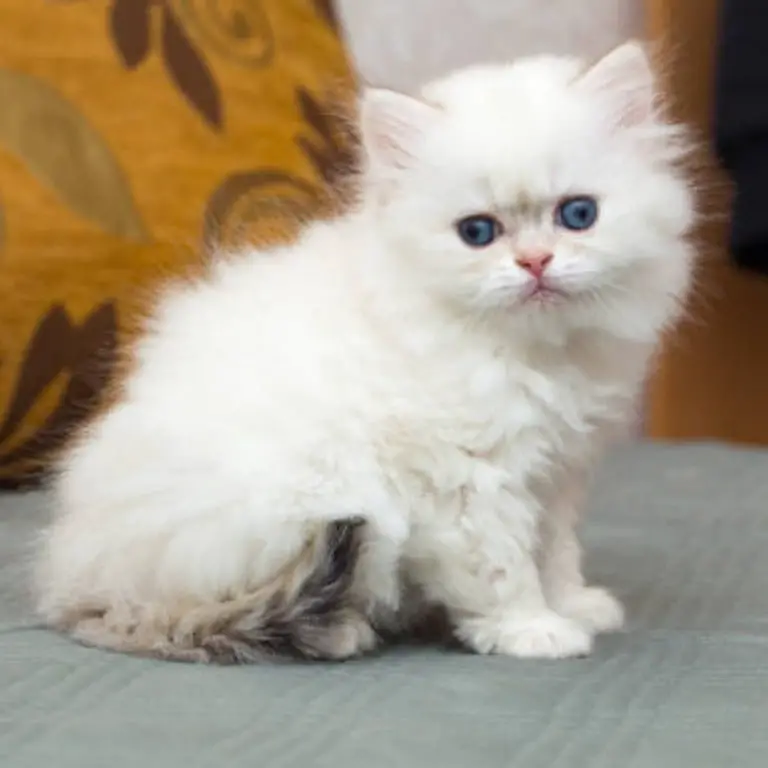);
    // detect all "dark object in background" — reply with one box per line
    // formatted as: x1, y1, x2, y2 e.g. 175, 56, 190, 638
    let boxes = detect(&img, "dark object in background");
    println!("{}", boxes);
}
715, 0, 768, 276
